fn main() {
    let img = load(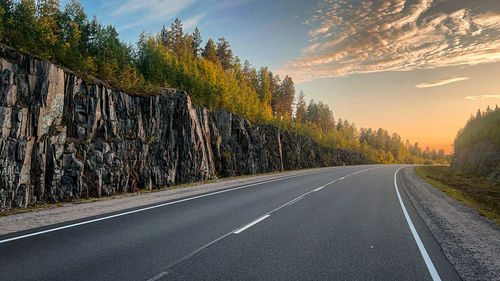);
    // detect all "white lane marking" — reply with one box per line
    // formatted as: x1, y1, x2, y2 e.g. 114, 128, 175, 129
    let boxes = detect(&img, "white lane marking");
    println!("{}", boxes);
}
233, 215, 271, 234
147, 271, 168, 281
263, 167, 376, 216
313, 186, 324, 192
286, 197, 304, 206
145, 166, 378, 281
394, 167, 441, 281
0, 169, 335, 244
